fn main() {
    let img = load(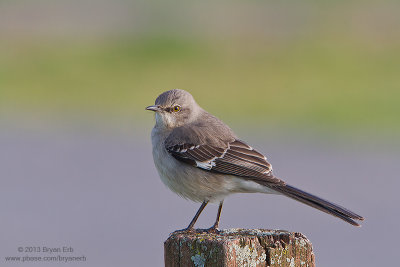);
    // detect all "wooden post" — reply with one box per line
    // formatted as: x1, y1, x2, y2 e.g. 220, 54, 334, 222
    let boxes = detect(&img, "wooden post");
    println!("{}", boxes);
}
165, 229, 315, 267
